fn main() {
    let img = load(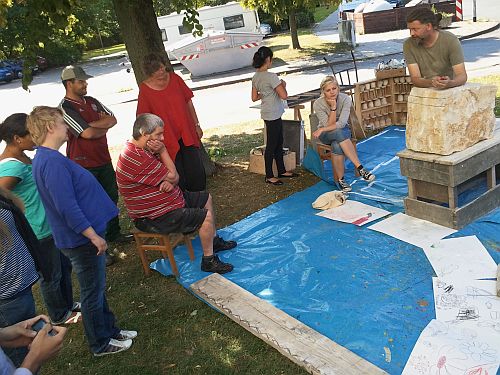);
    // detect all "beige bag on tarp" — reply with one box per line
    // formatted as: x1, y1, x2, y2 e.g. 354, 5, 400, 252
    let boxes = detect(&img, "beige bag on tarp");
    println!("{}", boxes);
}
312, 191, 347, 210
